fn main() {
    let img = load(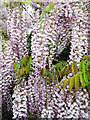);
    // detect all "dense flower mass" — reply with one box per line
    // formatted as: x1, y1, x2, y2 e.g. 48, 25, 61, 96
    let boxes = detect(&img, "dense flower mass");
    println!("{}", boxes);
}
12, 78, 28, 119
7, 5, 27, 62
68, 1, 89, 63
0, 0, 89, 119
